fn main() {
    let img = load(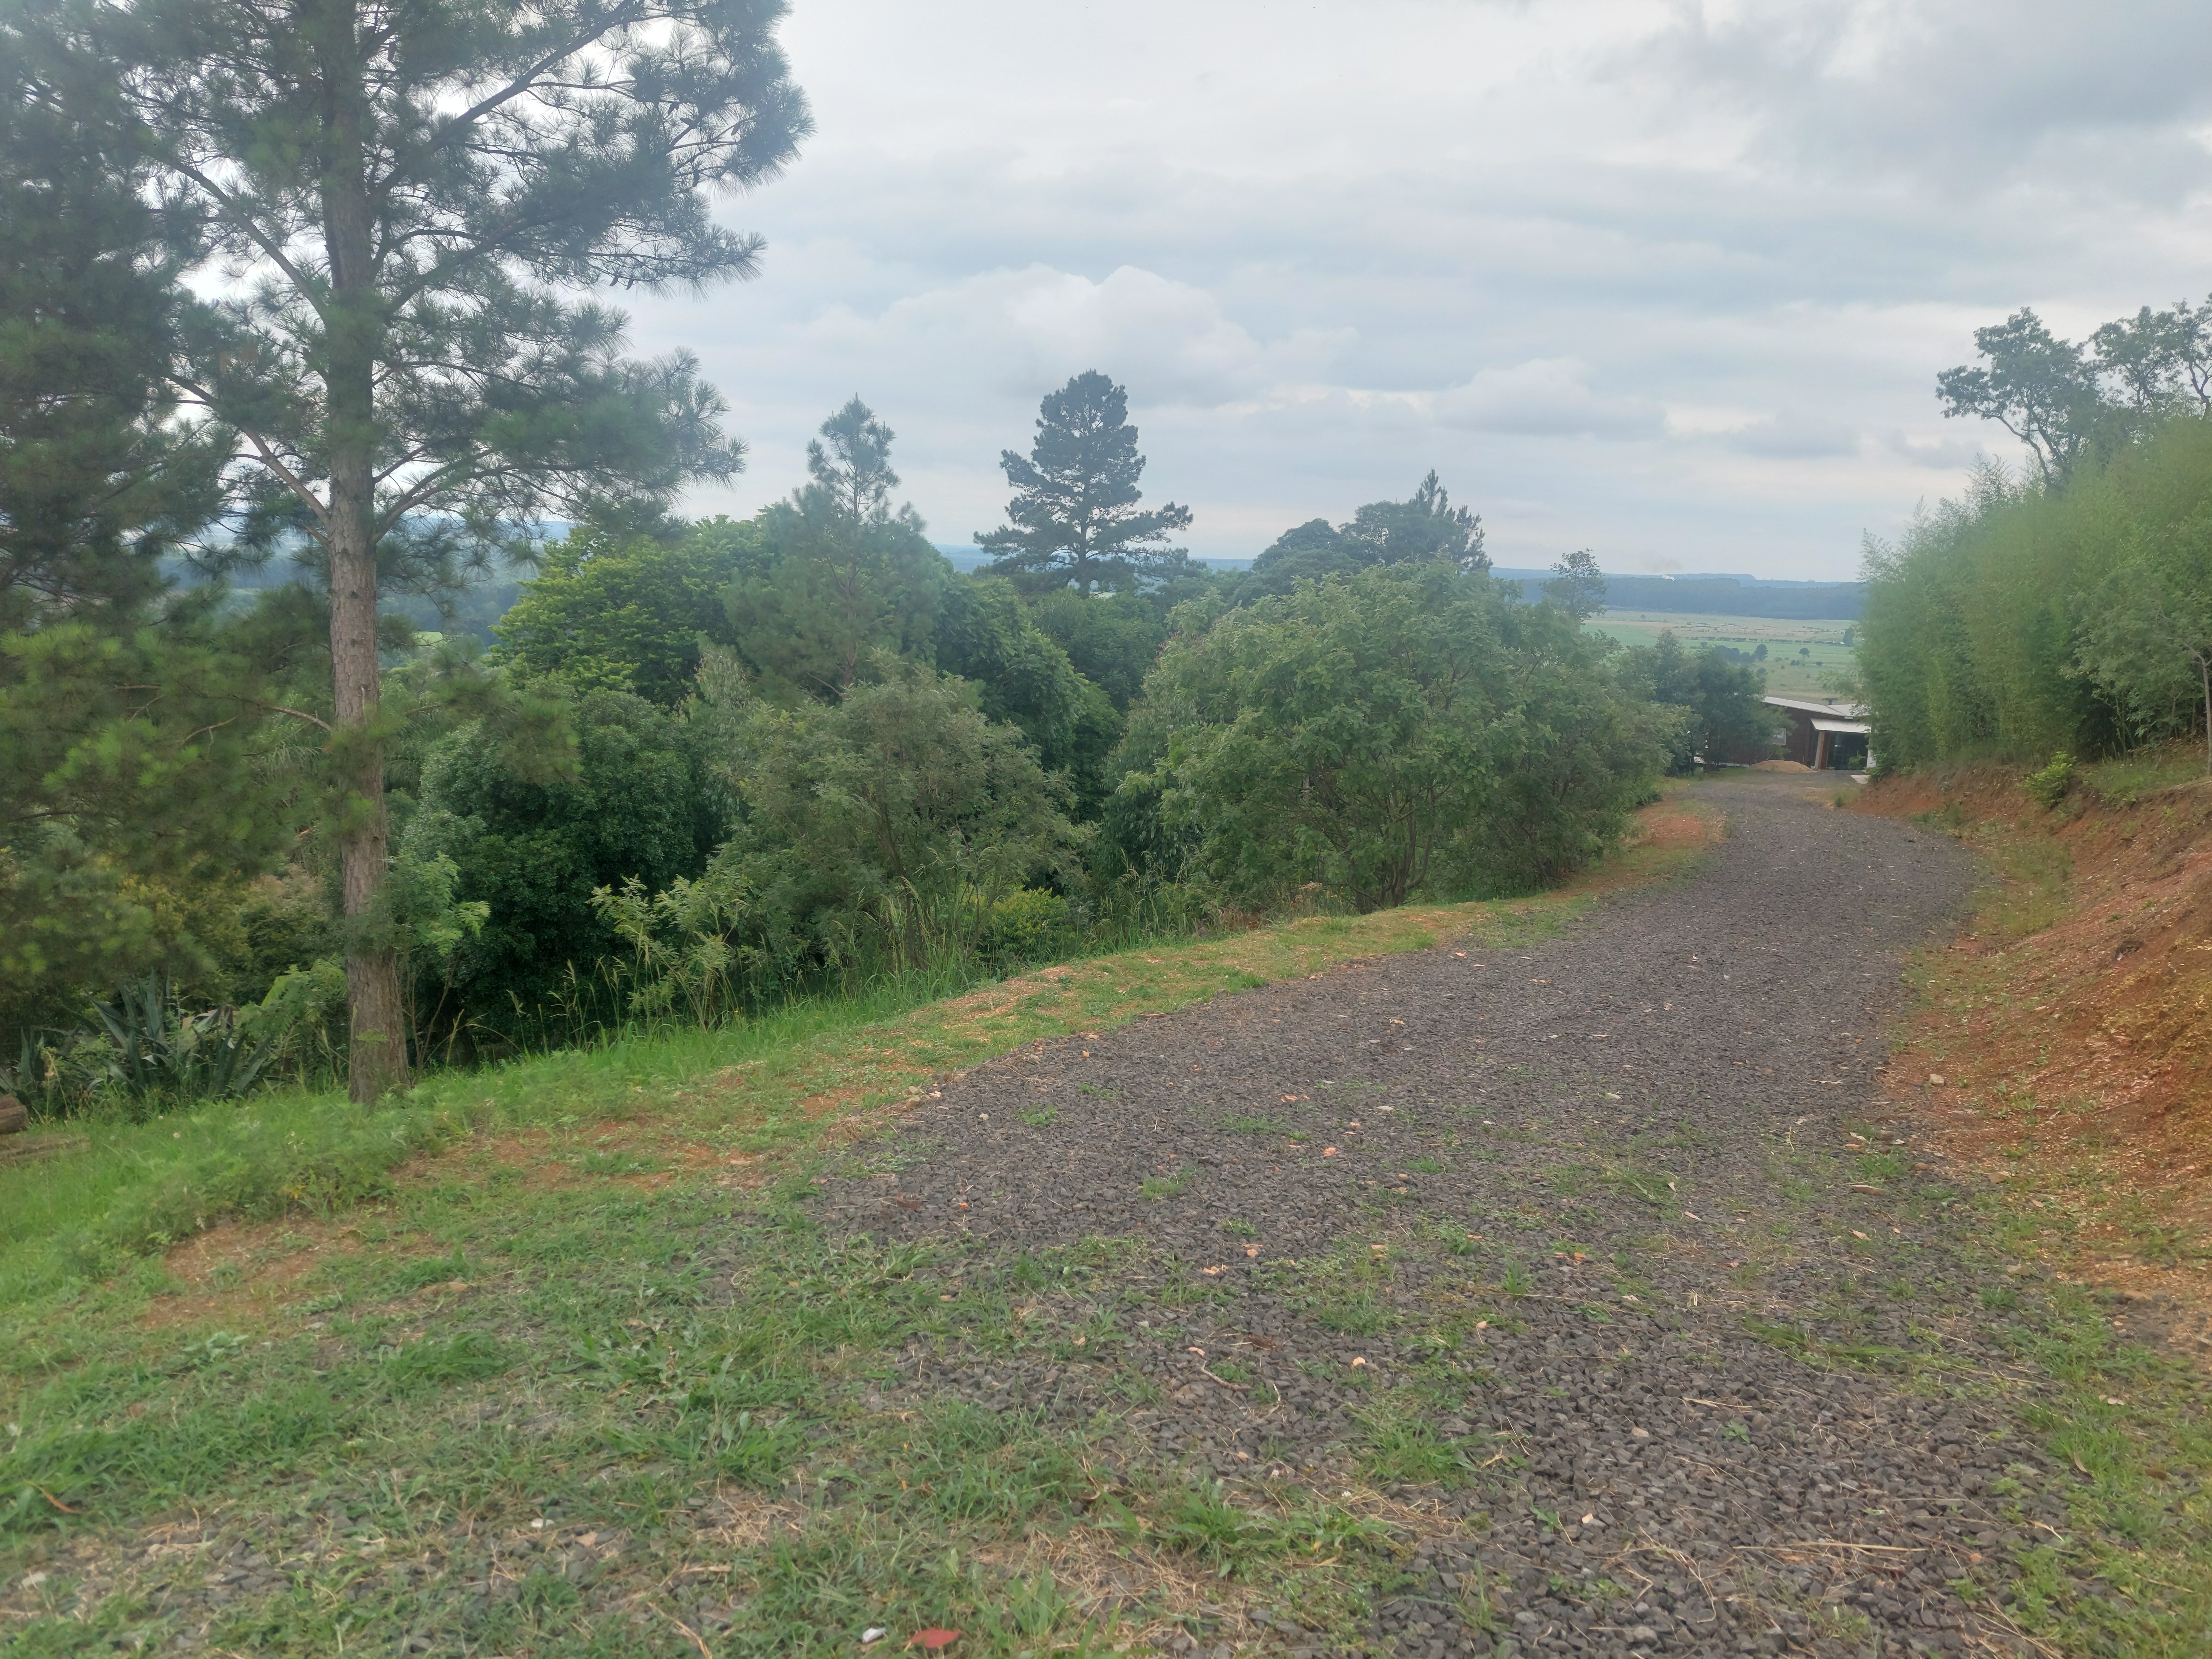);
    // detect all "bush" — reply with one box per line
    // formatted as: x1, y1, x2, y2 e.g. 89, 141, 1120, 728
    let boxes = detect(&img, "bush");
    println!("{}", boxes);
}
405, 683, 727, 1043
2024, 750, 2076, 808
1107, 564, 1668, 911
598, 653, 1089, 1010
